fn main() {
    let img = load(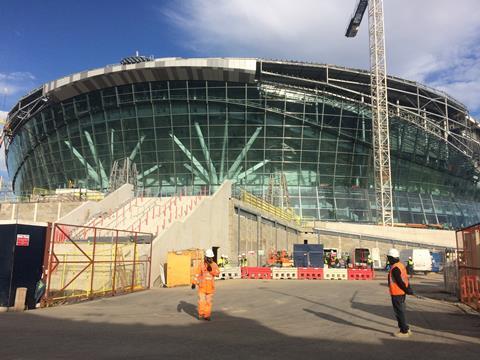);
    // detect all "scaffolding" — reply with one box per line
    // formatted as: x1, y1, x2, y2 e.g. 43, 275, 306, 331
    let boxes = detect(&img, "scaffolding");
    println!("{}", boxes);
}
265, 172, 290, 209
109, 158, 138, 193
